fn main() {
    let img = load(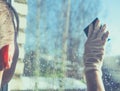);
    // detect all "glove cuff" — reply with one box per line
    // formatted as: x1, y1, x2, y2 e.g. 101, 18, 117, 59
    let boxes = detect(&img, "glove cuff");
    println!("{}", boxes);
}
84, 65, 102, 76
